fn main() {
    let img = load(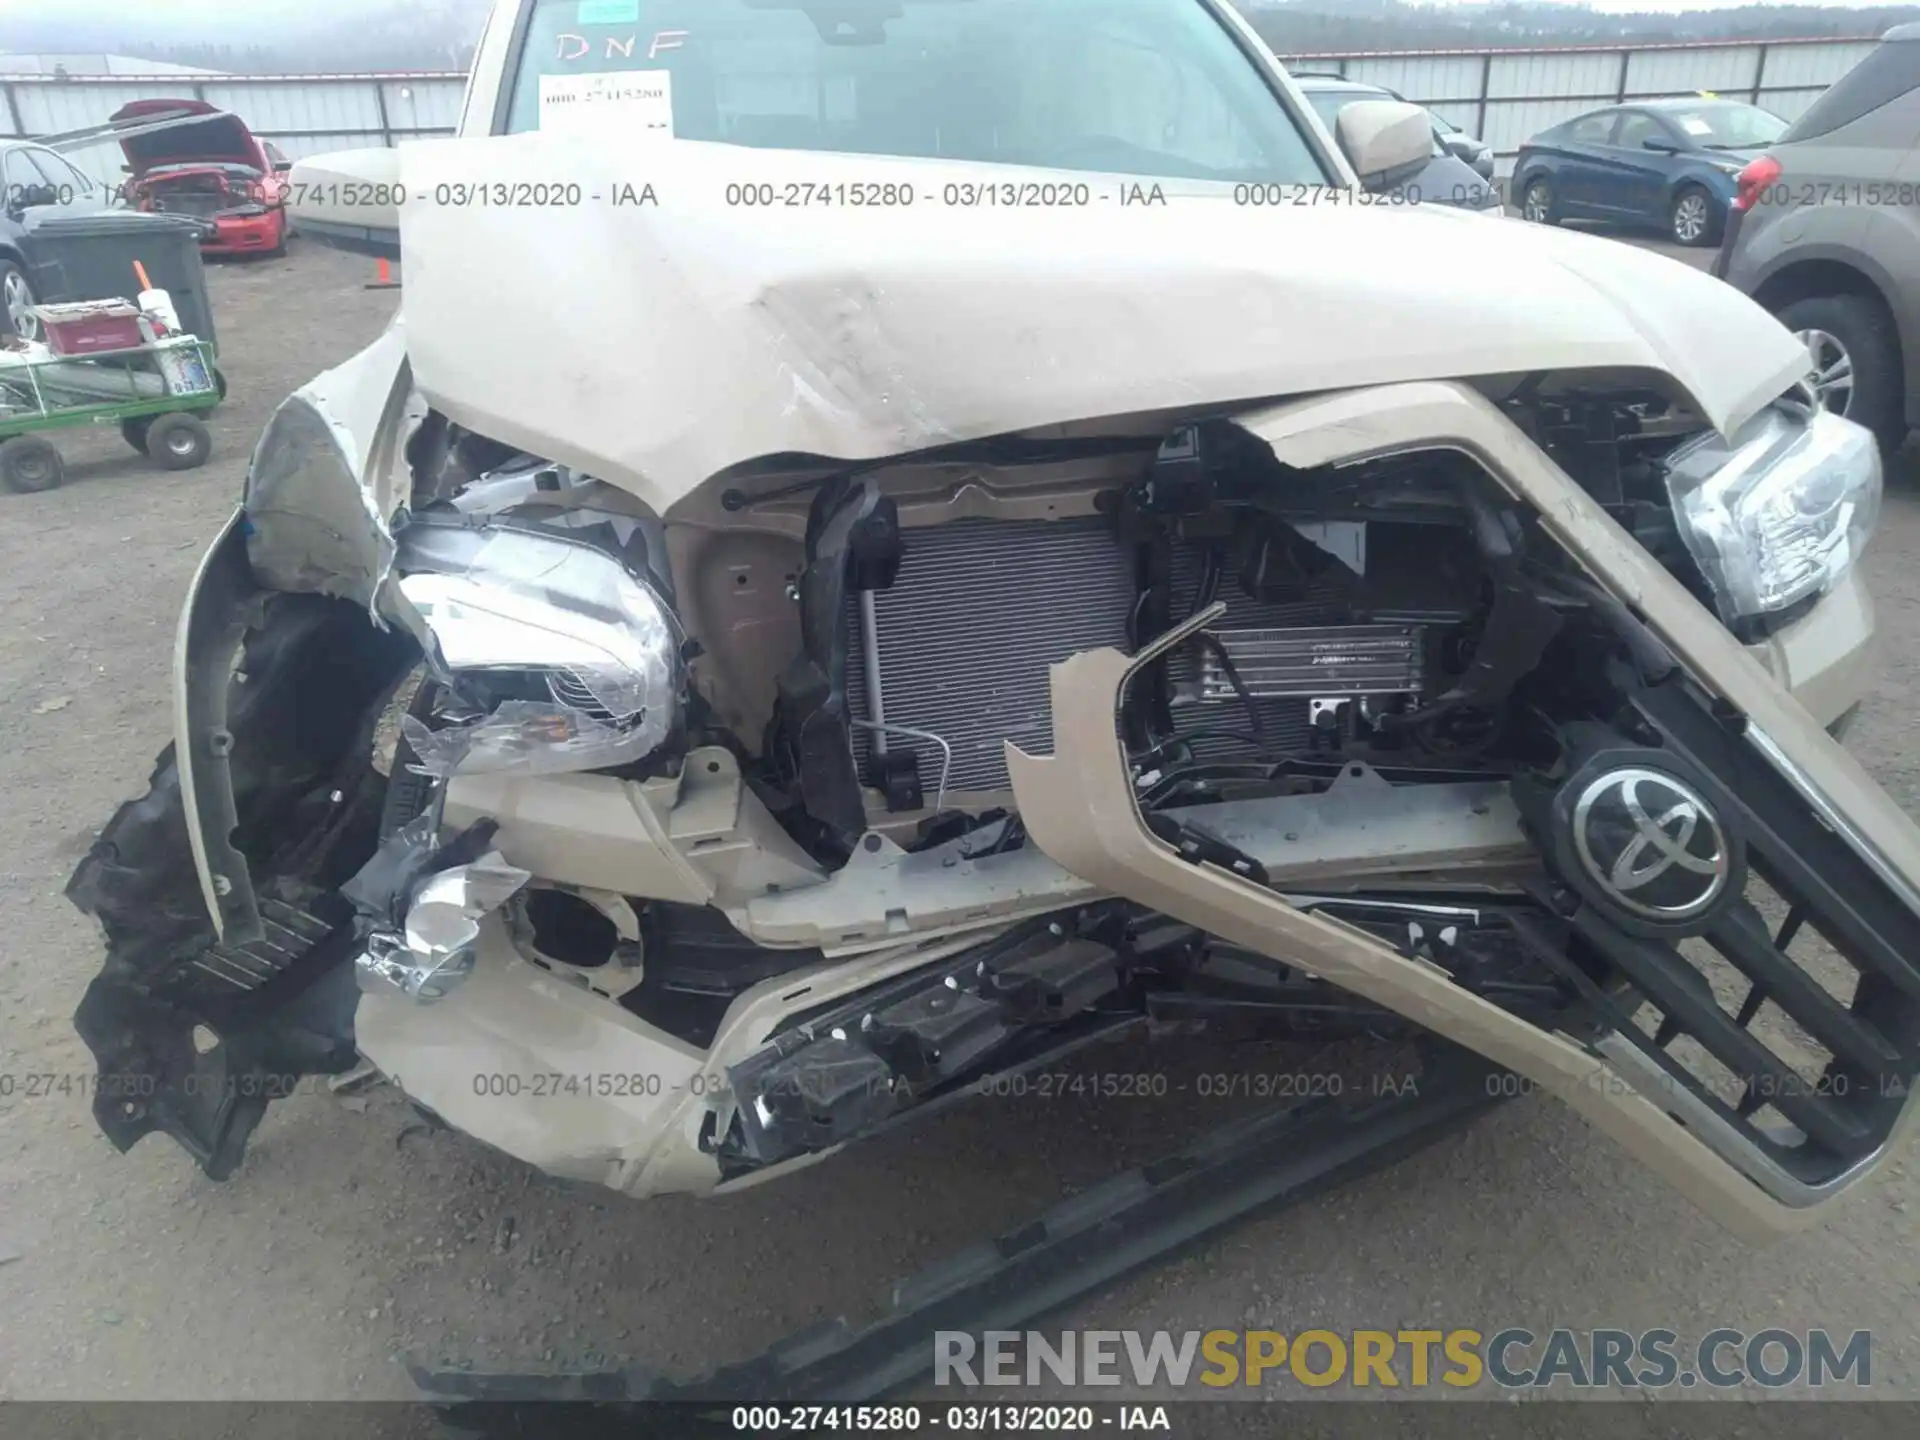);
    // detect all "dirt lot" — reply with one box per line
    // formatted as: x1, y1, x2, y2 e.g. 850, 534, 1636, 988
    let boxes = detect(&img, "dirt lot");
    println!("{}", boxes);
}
3, 237, 1918, 1404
